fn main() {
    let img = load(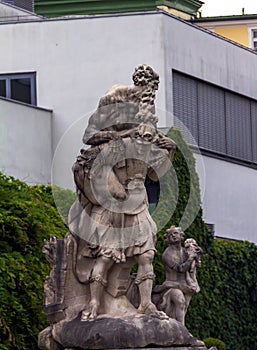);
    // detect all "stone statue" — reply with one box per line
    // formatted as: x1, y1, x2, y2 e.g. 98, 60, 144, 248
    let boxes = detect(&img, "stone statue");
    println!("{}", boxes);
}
184, 238, 202, 293
38, 65, 209, 350
69, 64, 176, 321
153, 226, 202, 325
